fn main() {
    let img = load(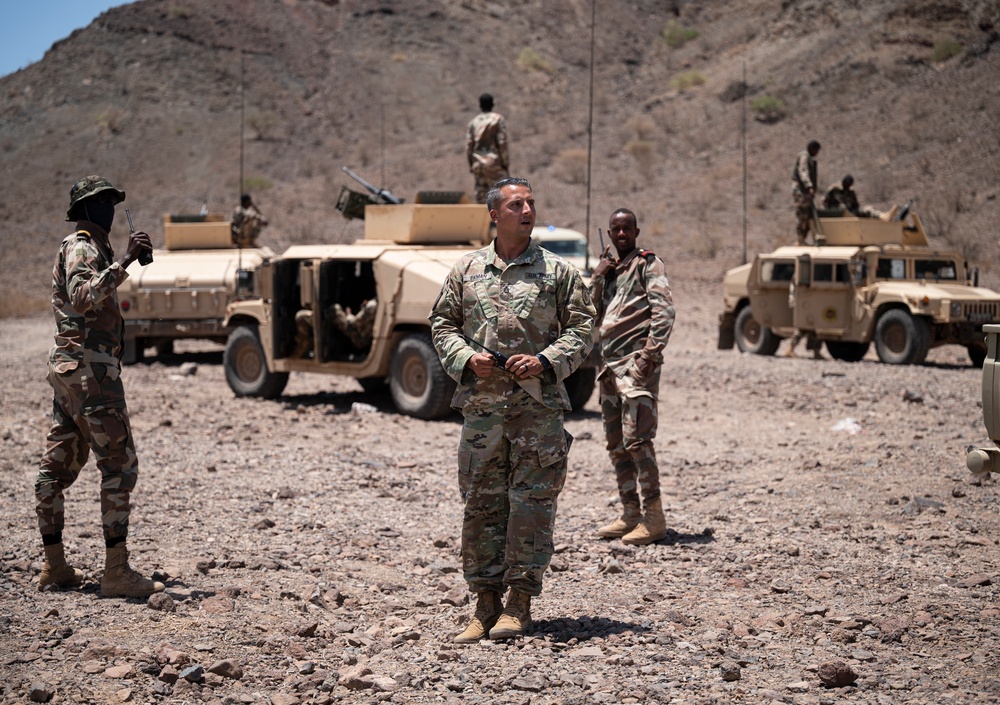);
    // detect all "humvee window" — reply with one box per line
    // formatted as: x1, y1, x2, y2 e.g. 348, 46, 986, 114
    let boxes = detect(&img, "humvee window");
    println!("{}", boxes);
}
539, 239, 587, 257
876, 258, 906, 279
813, 263, 851, 283
915, 259, 957, 281
762, 261, 795, 282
